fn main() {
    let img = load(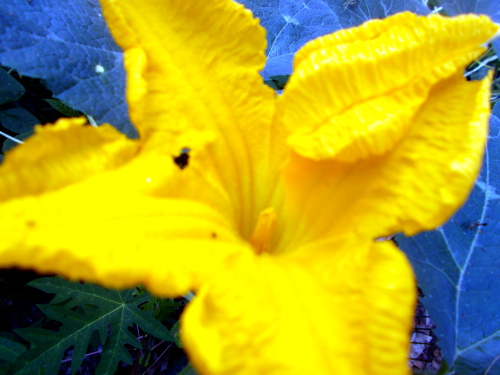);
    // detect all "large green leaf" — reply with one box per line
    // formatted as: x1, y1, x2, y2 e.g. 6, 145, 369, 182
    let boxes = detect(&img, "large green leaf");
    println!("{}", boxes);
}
8, 277, 175, 375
